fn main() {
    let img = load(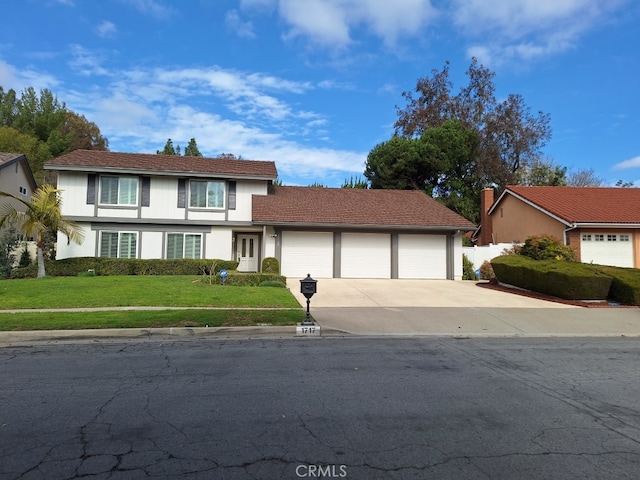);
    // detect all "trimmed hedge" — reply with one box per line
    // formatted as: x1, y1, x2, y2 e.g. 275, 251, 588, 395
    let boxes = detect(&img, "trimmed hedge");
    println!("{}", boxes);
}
491, 255, 612, 300
592, 265, 640, 306
9, 257, 239, 279
219, 272, 287, 287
